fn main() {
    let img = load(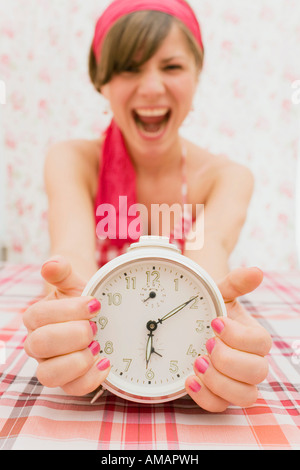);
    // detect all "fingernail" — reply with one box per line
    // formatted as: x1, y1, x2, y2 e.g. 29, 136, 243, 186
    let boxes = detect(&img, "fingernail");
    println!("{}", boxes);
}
89, 321, 98, 336
97, 358, 110, 371
41, 259, 59, 269
195, 356, 209, 374
189, 379, 202, 393
88, 340, 100, 356
88, 298, 101, 314
211, 318, 225, 334
206, 337, 216, 355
